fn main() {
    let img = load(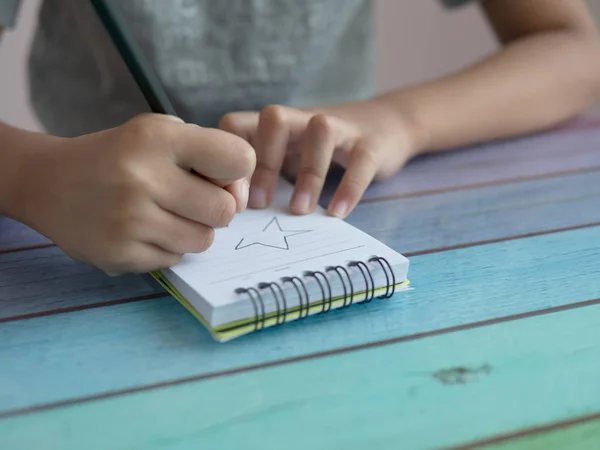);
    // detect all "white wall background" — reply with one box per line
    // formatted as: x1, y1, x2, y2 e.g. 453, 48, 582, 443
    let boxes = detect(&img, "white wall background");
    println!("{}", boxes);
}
0, 0, 597, 132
